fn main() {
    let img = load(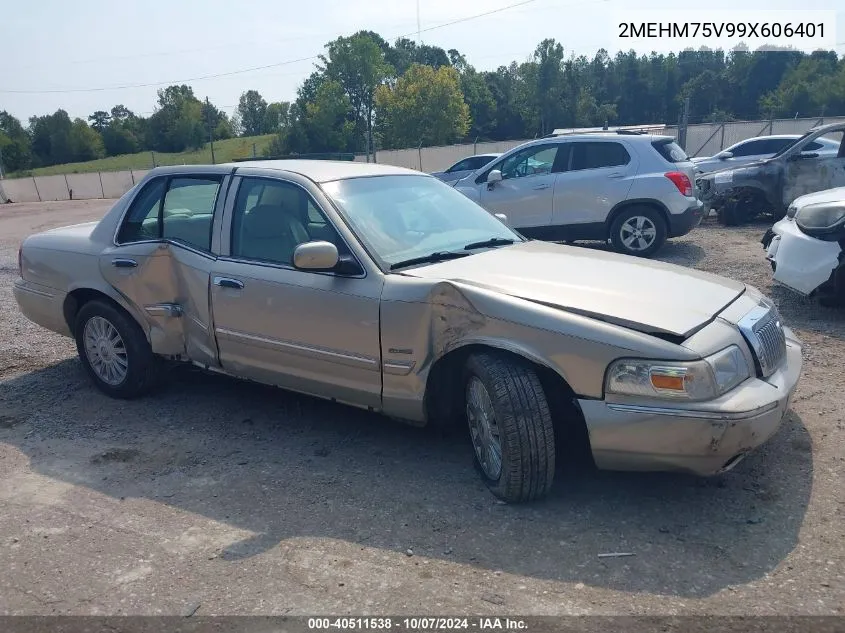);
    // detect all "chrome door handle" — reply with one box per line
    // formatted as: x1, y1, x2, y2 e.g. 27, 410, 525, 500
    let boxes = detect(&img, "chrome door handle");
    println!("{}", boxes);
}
607, 172, 624, 179
213, 276, 244, 290
532, 184, 551, 190
111, 258, 137, 268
